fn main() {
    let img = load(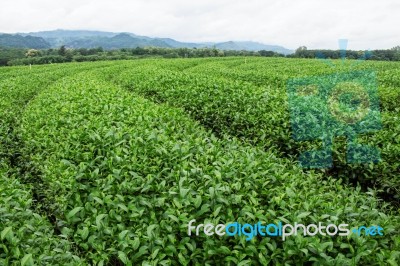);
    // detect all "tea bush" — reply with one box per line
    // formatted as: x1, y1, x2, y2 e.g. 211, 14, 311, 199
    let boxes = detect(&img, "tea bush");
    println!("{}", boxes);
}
108, 59, 400, 202
0, 65, 90, 265
19, 69, 399, 265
